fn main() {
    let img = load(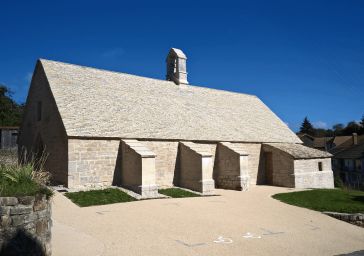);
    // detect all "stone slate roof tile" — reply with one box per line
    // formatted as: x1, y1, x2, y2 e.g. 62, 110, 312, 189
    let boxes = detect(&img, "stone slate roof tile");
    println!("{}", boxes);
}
265, 143, 332, 159
40, 59, 301, 143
